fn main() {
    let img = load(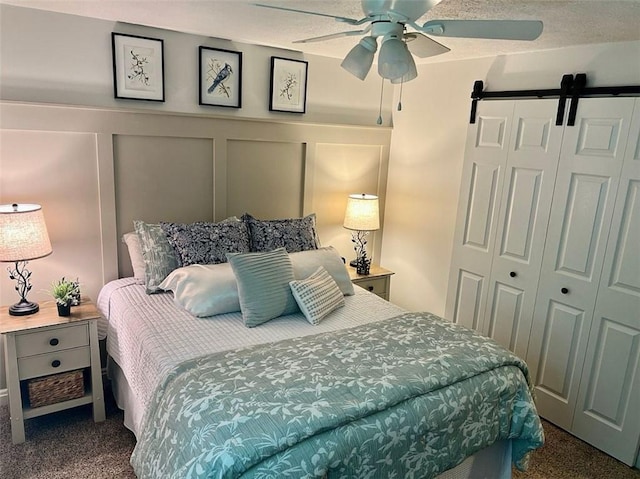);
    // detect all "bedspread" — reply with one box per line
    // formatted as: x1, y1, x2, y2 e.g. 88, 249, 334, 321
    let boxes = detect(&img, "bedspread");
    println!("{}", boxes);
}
131, 312, 544, 479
